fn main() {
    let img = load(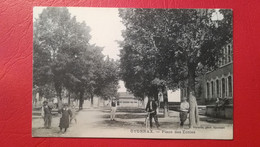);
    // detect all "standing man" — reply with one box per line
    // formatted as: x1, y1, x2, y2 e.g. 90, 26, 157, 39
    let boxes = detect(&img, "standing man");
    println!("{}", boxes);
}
41, 101, 52, 129
110, 97, 117, 121
146, 97, 160, 129
179, 97, 190, 127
